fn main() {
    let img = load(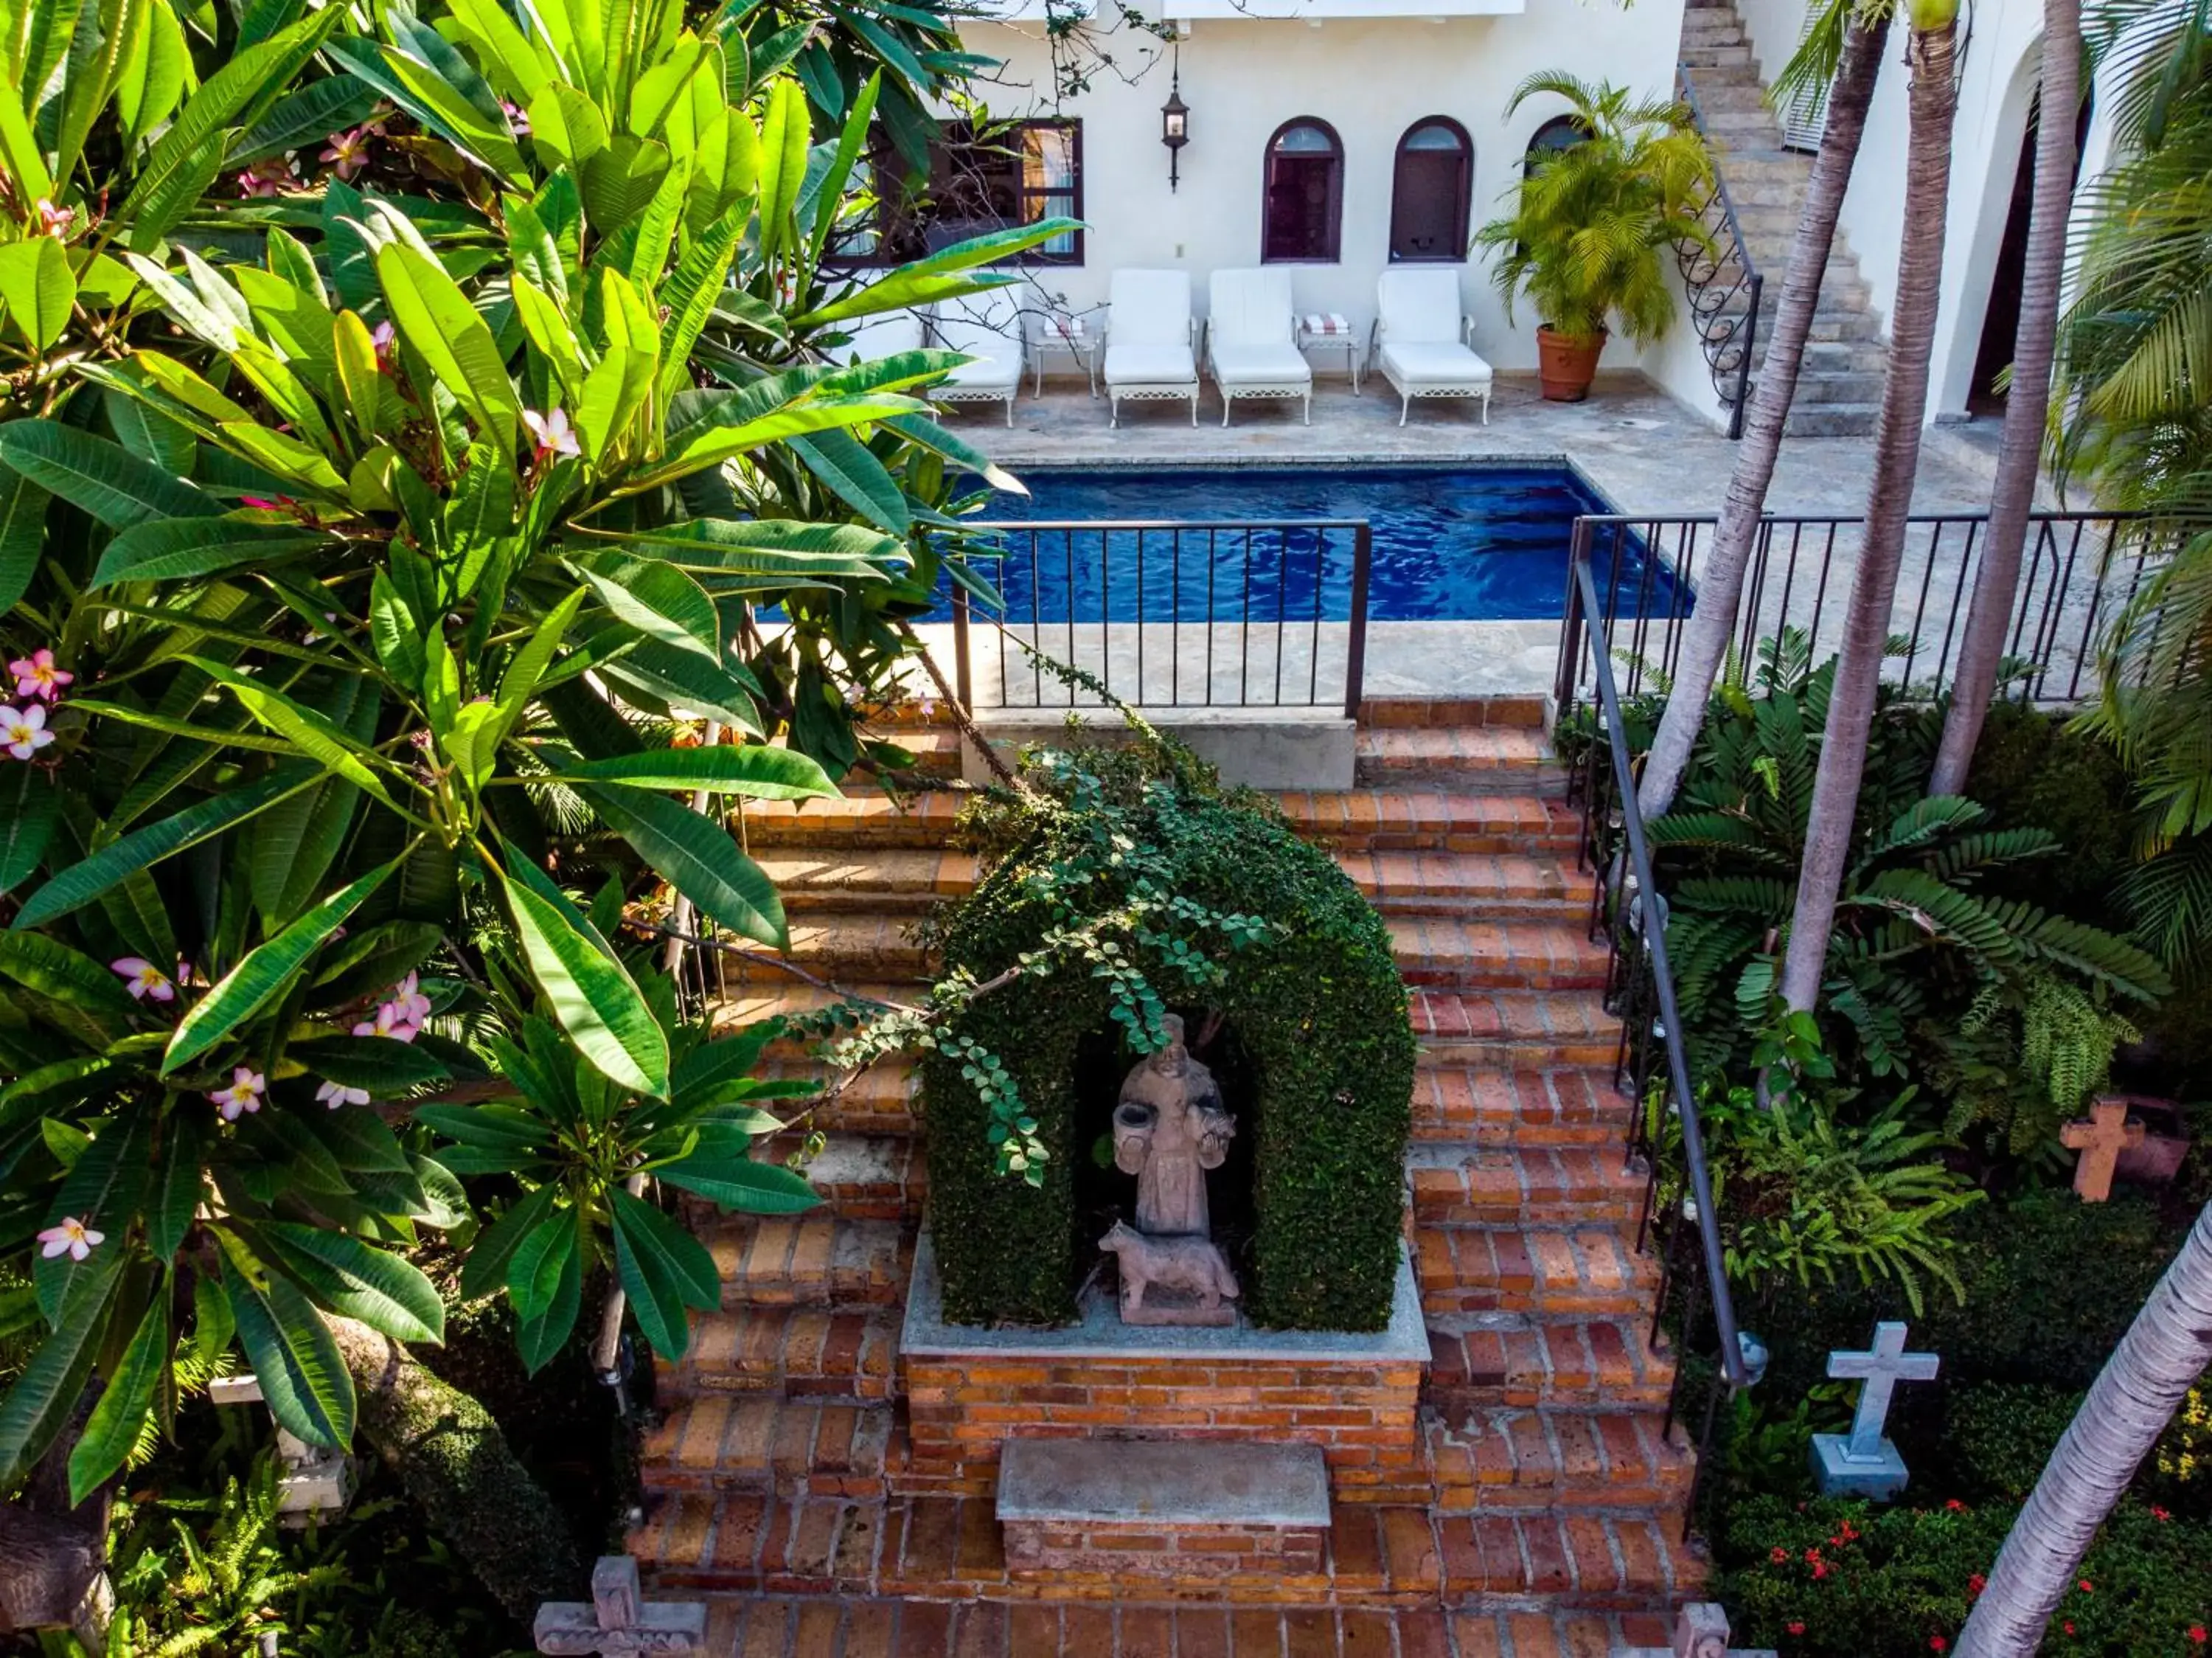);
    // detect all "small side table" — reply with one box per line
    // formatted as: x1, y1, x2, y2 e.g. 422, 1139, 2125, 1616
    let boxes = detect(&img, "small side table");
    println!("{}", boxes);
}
1030, 320, 1098, 398
1296, 316, 1362, 394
